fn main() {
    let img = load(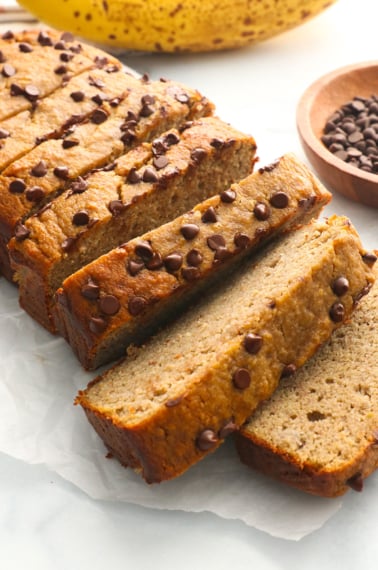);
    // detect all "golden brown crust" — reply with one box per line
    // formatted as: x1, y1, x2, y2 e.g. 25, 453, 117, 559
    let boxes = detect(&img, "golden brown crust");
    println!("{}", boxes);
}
55, 153, 331, 370
76, 217, 376, 483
